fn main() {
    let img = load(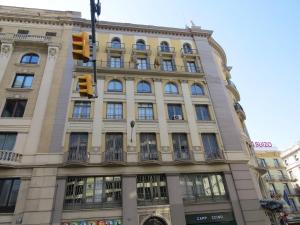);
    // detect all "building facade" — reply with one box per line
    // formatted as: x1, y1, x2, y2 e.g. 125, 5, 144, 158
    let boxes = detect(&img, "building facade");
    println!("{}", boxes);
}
256, 150, 300, 224
0, 5, 271, 225
281, 144, 300, 189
